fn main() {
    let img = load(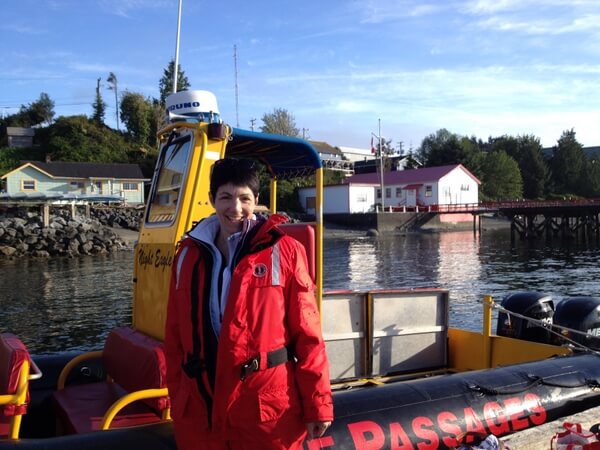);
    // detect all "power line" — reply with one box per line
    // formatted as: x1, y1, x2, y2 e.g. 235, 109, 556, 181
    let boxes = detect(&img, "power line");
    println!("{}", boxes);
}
0, 102, 93, 109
